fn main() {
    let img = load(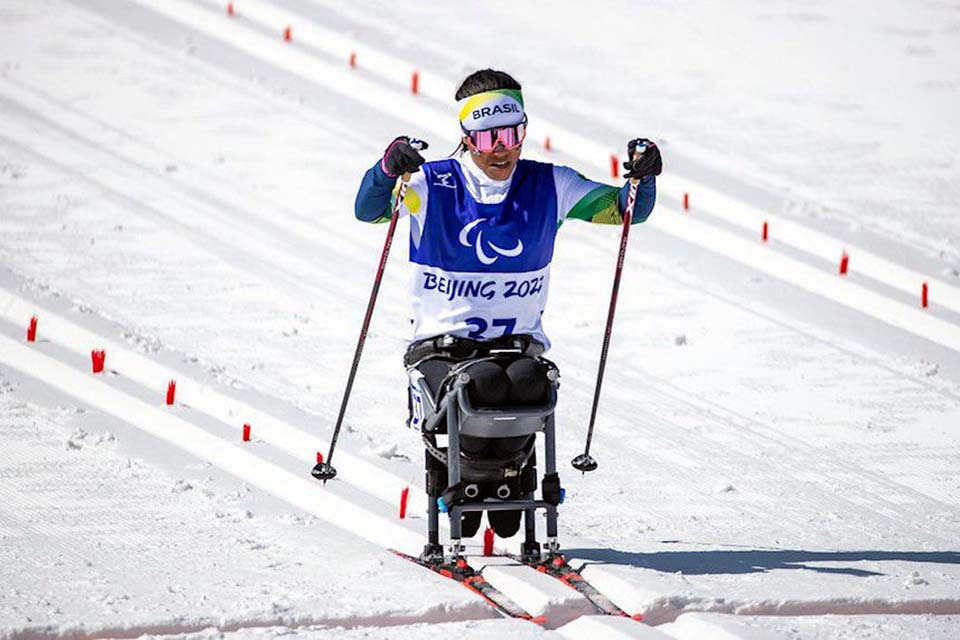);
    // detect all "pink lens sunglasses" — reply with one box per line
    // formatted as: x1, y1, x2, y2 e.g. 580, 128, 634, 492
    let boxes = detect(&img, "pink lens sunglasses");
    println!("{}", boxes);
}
463, 117, 528, 153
